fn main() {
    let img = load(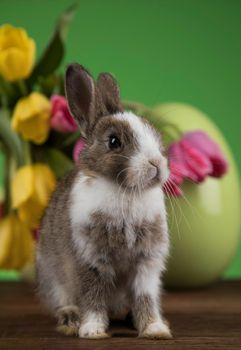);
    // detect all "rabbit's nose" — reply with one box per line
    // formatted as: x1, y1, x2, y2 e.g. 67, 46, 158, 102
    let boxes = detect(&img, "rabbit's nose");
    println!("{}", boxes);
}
147, 159, 160, 180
